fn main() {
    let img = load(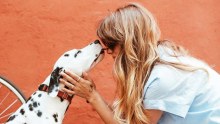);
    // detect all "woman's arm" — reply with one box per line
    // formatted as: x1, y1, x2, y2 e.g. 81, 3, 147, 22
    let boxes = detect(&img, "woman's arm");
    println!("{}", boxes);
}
60, 70, 118, 124
88, 90, 118, 124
